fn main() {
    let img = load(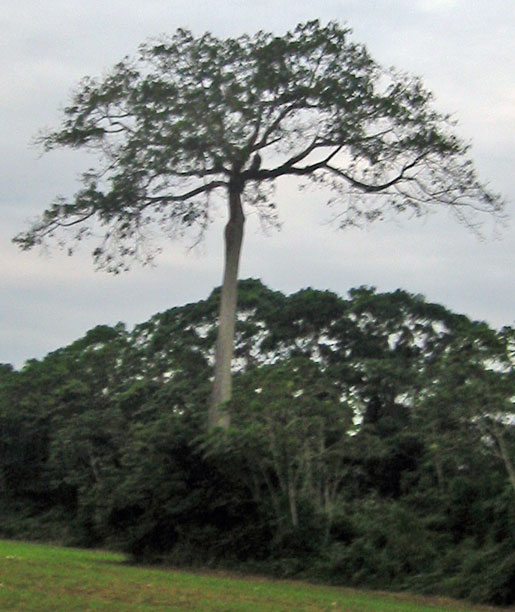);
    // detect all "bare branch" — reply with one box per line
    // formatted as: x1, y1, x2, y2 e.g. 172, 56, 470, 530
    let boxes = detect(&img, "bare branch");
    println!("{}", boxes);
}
325, 154, 426, 193
54, 211, 97, 228
252, 144, 343, 180
146, 179, 227, 203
